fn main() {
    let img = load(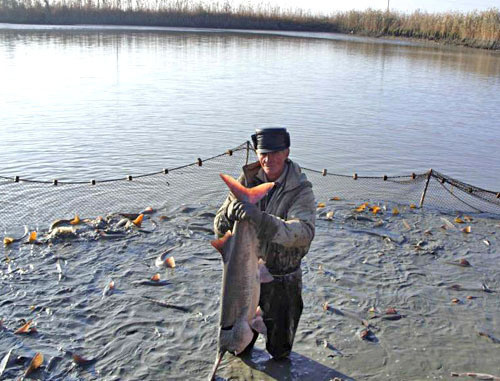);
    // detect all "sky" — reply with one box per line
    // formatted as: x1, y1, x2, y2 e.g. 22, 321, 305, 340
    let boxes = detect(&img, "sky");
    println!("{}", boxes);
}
228, 0, 499, 14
